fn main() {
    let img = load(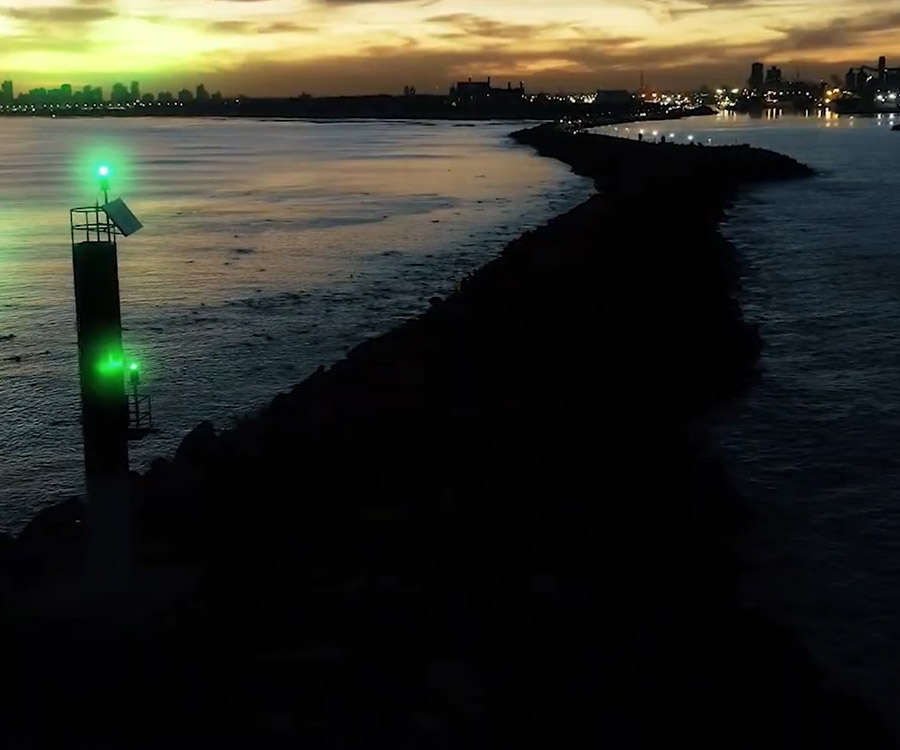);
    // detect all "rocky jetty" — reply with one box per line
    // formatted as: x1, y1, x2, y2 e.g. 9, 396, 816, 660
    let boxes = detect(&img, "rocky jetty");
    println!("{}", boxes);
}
0, 125, 894, 748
